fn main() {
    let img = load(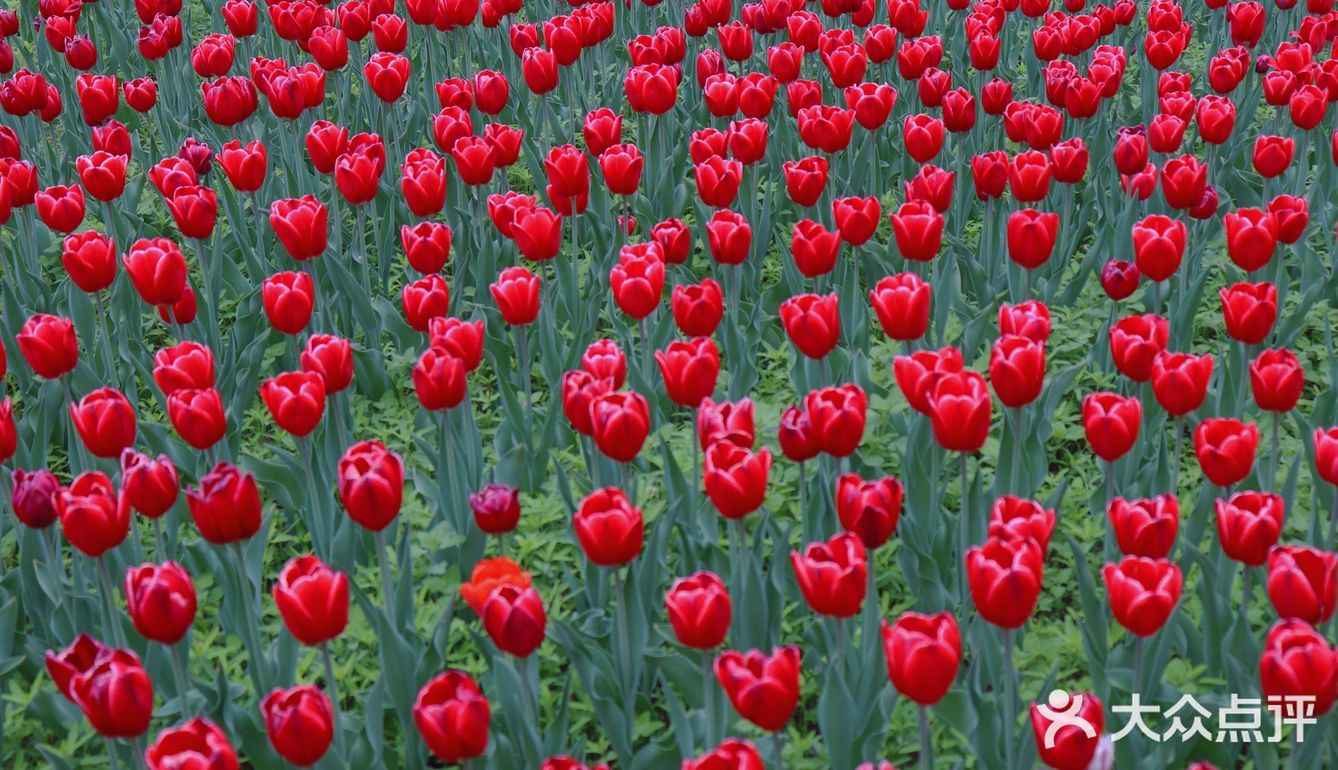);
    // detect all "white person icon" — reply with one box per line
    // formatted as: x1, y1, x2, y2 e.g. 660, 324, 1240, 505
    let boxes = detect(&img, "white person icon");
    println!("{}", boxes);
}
1038, 689, 1099, 748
